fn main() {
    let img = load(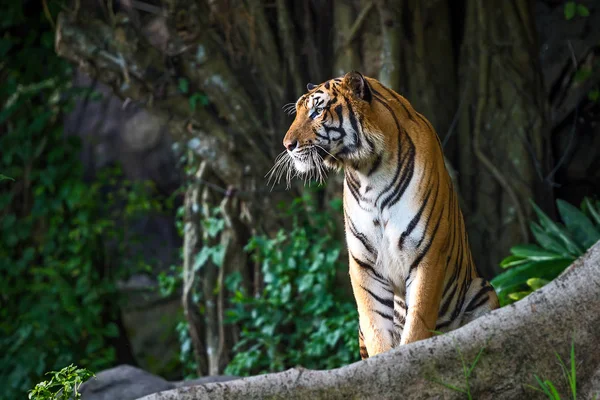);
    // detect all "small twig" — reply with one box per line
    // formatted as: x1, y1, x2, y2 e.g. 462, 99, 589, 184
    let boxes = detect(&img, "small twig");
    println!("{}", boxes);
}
442, 83, 469, 149
545, 107, 578, 187
545, 40, 580, 186
343, 1, 374, 48
130, 0, 165, 15
42, 0, 56, 29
